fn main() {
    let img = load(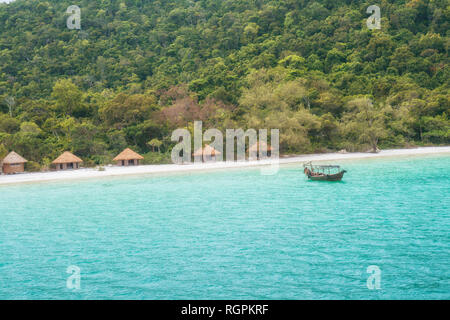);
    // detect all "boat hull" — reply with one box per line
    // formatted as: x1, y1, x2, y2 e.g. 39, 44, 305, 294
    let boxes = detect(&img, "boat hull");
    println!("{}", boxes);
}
308, 170, 346, 181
